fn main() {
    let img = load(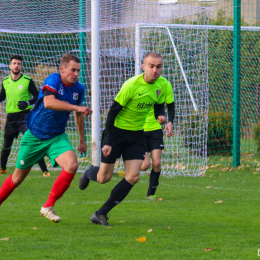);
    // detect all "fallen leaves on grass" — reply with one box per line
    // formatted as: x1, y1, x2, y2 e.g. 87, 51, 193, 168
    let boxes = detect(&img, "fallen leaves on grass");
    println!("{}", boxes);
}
205, 248, 213, 251
106, 226, 112, 229
208, 164, 221, 168
136, 237, 146, 242
119, 221, 125, 223
221, 168, 229, 171
168, 227, 171, 229
0, 238, 9, 241
200, 171, 206, 176
118, 170, 124, 177
214, 200, 223, 203
147, 229, 153, 233
31, 227, 37, 230
206, 186, 213, 189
